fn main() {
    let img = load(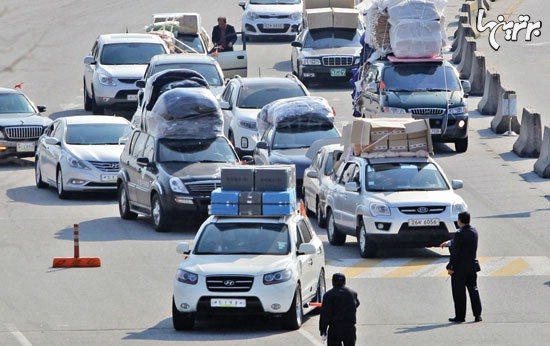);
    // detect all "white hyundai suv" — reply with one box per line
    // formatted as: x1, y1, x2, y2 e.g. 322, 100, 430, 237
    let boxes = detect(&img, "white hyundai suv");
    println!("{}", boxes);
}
172, 213, 326, 330
238, 0, 303, 40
